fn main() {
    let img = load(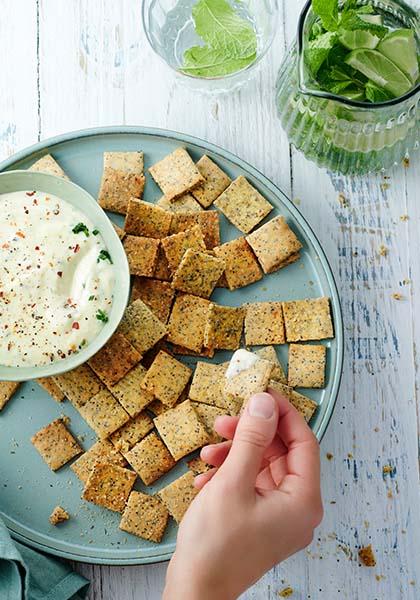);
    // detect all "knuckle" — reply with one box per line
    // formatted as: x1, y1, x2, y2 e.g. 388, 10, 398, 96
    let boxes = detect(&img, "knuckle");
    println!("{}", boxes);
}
235, 427, 268, 450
